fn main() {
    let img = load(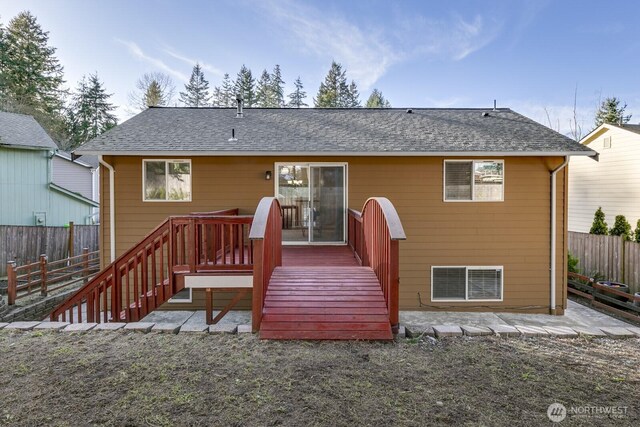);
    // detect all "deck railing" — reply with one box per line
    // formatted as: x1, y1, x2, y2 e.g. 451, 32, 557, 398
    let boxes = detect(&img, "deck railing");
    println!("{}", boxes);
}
347, 208, 368, 266
250, 197, 283, 332
50, 208, 251, 323
360, 197, 406, 333
6, 248, 101, 305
